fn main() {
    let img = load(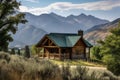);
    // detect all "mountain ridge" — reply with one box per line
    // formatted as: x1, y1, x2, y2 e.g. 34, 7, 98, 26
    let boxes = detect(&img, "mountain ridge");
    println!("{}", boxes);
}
9, 12, 109, 48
